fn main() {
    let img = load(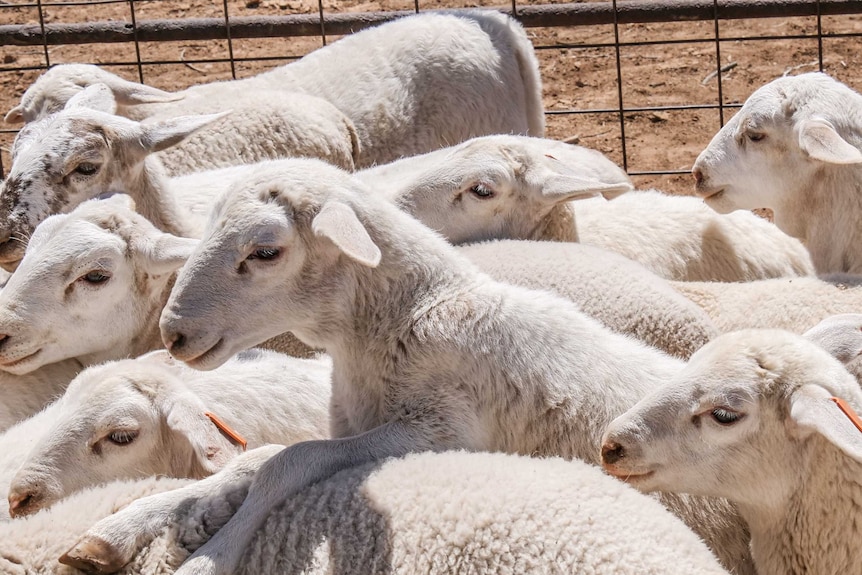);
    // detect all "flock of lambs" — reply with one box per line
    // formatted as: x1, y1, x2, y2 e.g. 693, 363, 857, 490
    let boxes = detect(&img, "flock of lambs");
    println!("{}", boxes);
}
0, 8, 859, 575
